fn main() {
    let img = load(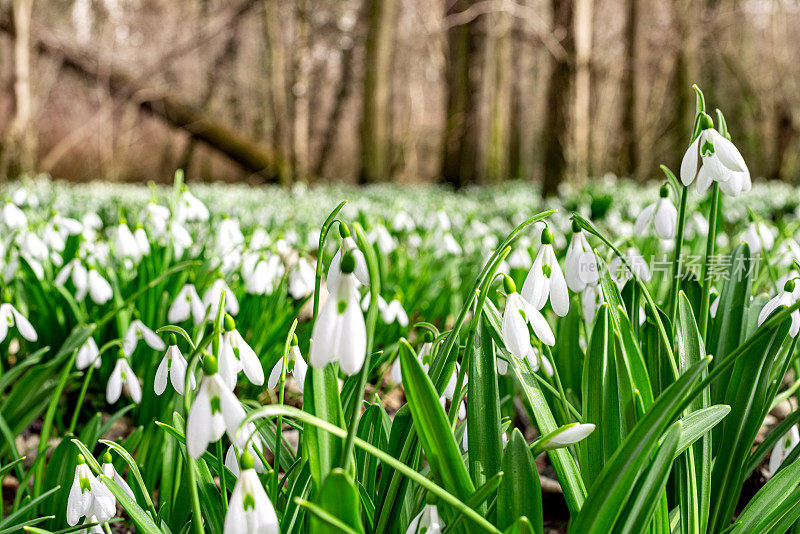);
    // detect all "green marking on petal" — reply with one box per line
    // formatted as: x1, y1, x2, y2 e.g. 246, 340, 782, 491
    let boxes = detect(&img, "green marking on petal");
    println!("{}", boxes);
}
337, 300, 347, 314
243, 493, 256, 511
210, 396, 221, 414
